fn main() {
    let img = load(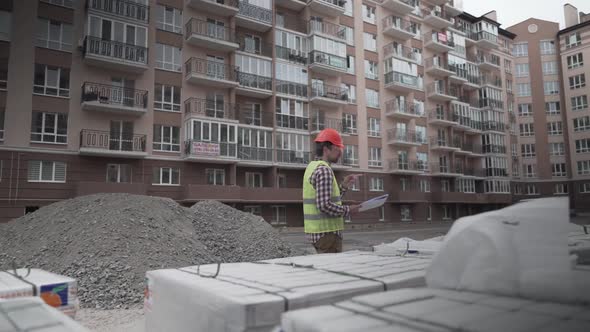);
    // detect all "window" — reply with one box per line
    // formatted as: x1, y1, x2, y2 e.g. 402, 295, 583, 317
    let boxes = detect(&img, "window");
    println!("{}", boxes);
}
399, 177, 409, 192
343, 145, 358, 166
521, 144, 536, 158
574, 116, 590, 132
343, 0, 353, 16
554, 184, 568, 195
343, 26, 354, 46
567, 53, 584, 69
153, 125, 180, 152
512, 42, 528, 57
546, 102, 560, 115
350, 176, 359, 191
363, 32, 376, 52
517, 83, 531, 97
523, 164, 536, 178
33, 64, 69, 97
441, 180, 450, 192
379, 206, 385, 222
547, 122, 563, 135
400, 205, 412, 221
0, 57, 6, 90
513, 184, 522, 195
366, 88, 379, 108
526, 184, 539, 196
244, 206, 262, 216
539, 40, 555, 55
154, 84, 181, 112
271, 206, 287, 225
552, 163, 567, 177
572, 95, 588, 111
442, 205, 451, 220
550, 143, 565, 156
155, 43, 181, 72
106, 164, 131, 183
343, 113, 357, 135
544, 81, 559, 95
577, 161, 590, 175
28, 160, 66, 183
518, 104, 532, 116
566, 32, 581, 49
427, 205, 432, 221
0, 10, 11, 41
369, 147, 382, 167
30, 112, 68, 144
153, 167, 180, 185
368, 118, 380, 137
25, 206, 40, 215
364, 60, 378, 80
246, 172, 263, 188
362, 5, 376, 24
41, 0, 73, 7
515, 63, 529, 77
512, 163, 520, 177
205, 169, 225, 185
35, 18, 72, 51
155, 5, 182, 34
576, 139, 590, 153
542, 61, 558, 75
341, 83, 356, 103
346, 55, 355, 74
277, 173, 287, 188
419, 179, 430, 193
519, 123, 534, 137
581, 183, 590, 193
569, 74, 586, 89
